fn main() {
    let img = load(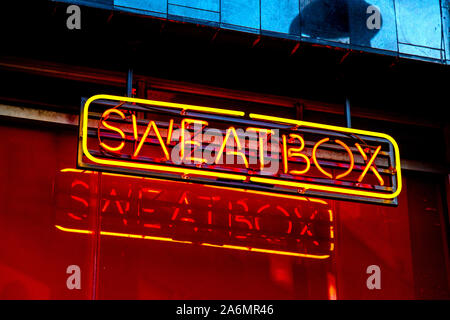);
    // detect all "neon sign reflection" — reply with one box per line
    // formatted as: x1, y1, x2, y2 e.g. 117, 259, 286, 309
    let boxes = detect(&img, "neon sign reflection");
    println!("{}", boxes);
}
55, 169, 335, 259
